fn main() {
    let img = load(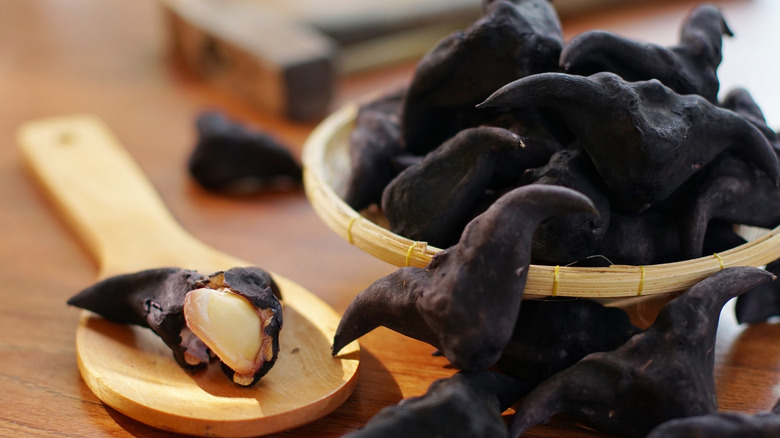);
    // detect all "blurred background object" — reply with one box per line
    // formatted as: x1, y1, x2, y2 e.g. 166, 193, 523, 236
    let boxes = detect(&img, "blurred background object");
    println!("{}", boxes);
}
161, 0, 651, 120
